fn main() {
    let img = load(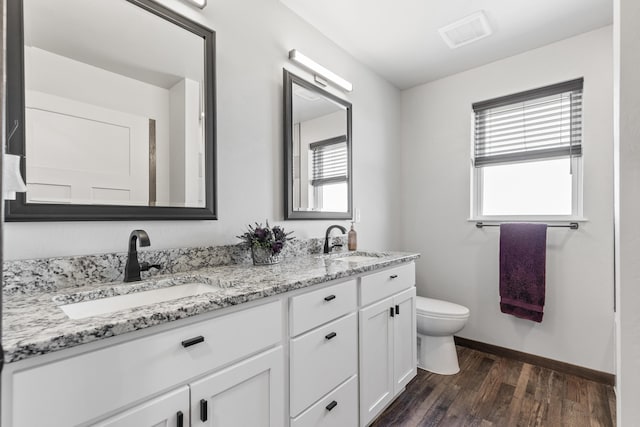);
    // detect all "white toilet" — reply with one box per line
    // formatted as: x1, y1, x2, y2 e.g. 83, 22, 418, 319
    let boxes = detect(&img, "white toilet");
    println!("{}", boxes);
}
416, 296, 470, 375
